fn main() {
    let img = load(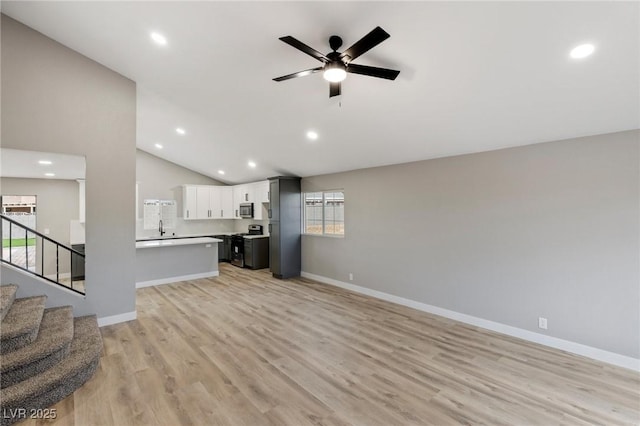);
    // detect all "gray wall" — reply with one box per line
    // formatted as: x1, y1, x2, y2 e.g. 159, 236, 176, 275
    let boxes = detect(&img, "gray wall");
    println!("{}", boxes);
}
1, 15, 137, 319
136, 243, 218, 284
136, 150, 235, 237
302, 130, 639, 359
1, 177, 79, 275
